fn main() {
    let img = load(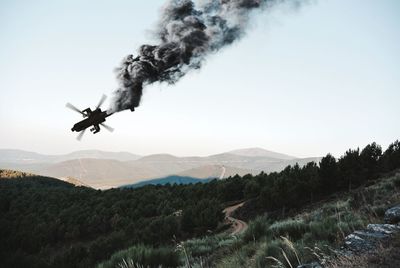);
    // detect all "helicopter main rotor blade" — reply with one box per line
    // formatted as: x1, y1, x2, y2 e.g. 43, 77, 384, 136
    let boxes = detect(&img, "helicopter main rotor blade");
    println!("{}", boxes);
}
100, 123, 114, 132
66, 103, 84, 115
96, 94, 107, 109
76, 129, 86, 141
